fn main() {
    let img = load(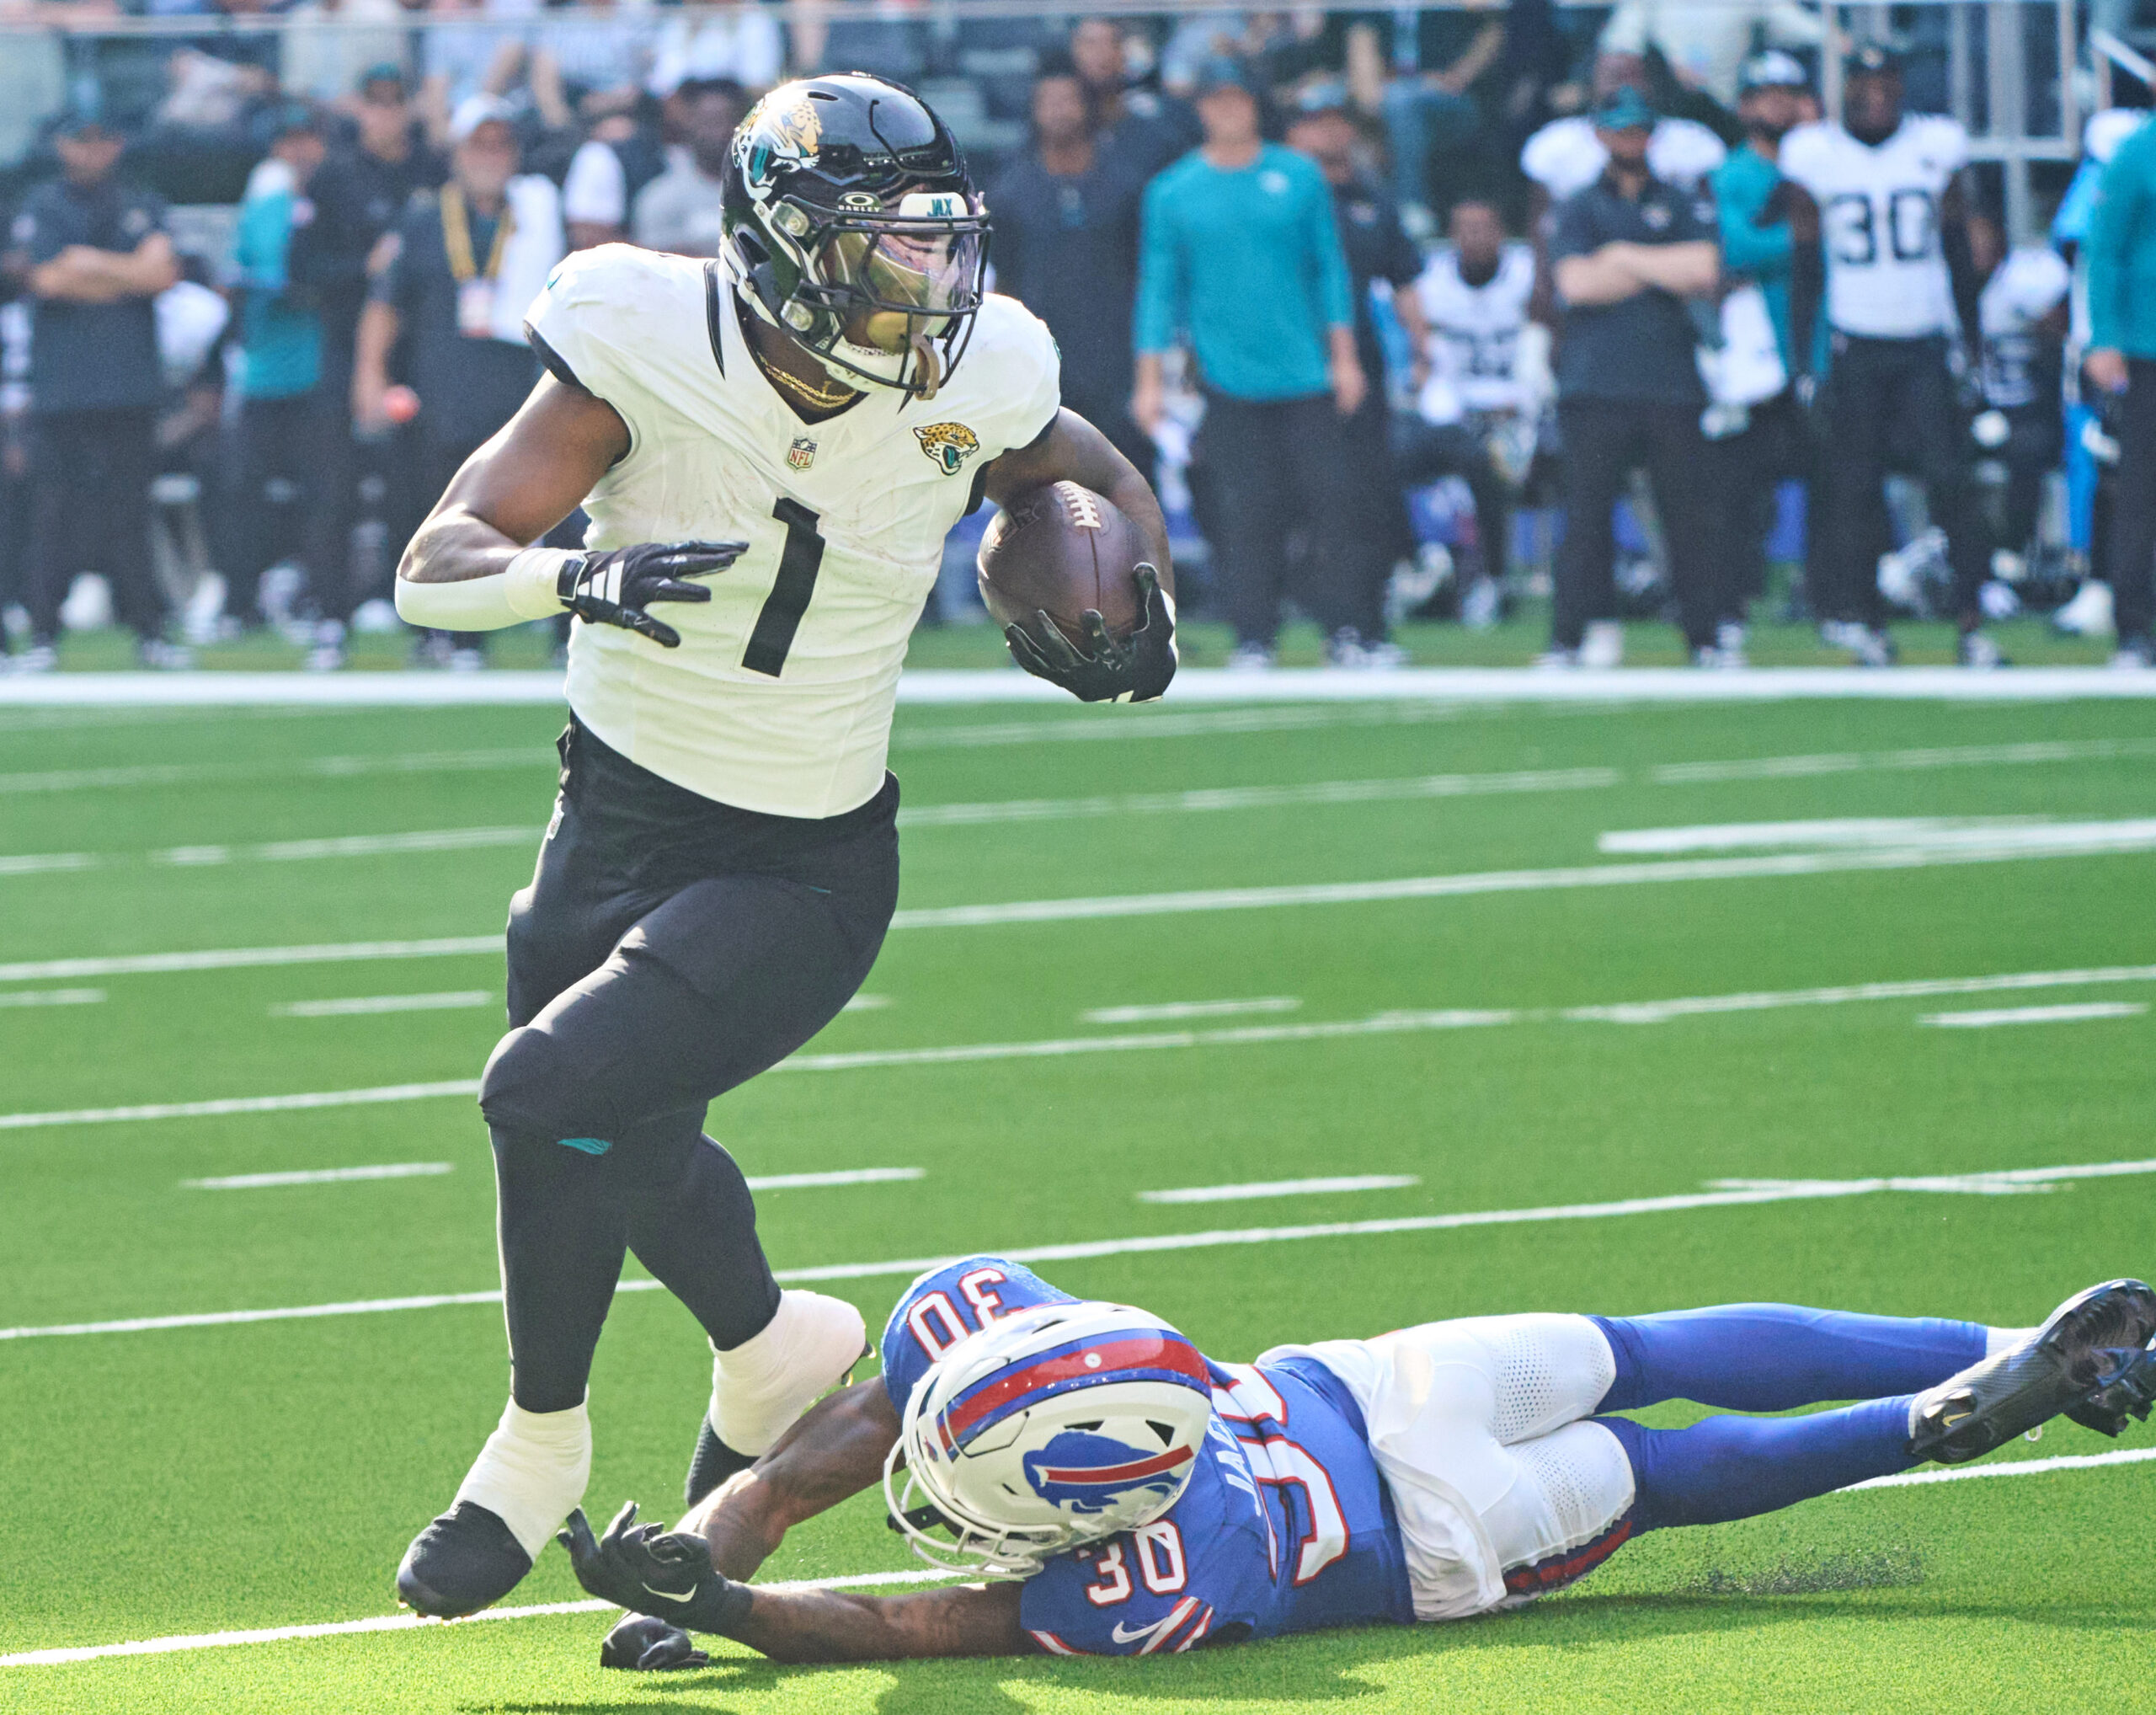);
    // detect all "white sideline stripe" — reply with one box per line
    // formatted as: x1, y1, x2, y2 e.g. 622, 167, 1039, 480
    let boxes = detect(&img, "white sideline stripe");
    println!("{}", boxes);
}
9, 665, 2156, 708
1919, 1002, 2149, 1028
13, 963, 2156, 1130
1084, 997, 1301, 1024
0, 988, 104, 1010
883, 831, 2156, 931
0, 748, 542, 795
899, 769, 1618, 826
0, 1570, 958, 1670
271, 992, 495, 1018
9, 1451, 2151, 1670
12, 1157, 2148, 1342
0, 937, 501, 985
1846, 1447, 2156, 1490
746, 1167, 923, 1190
186, 1163, 454, 1189
1140, 1174, 1420, 1204
1598, 817, 2148, 857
